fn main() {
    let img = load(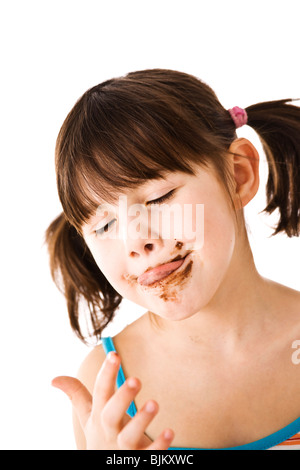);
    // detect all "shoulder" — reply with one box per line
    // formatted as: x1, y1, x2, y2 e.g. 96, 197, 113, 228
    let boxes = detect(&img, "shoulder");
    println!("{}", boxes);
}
76, 312, 149, 392
279, 283, 300, 328
266, 278, 300, 324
